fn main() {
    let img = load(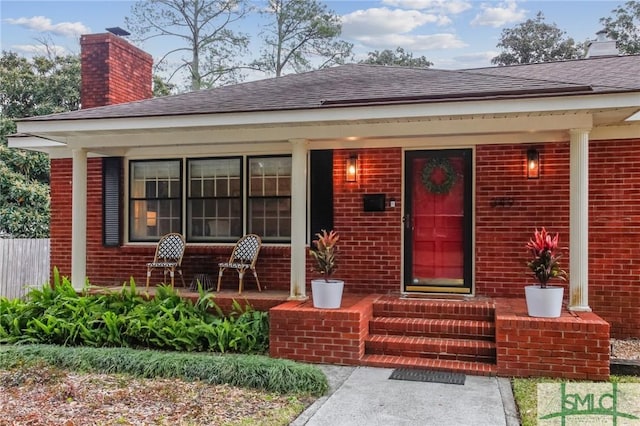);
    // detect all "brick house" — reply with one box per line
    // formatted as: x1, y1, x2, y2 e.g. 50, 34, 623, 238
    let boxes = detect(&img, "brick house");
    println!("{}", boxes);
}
10, 33, 640, 378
